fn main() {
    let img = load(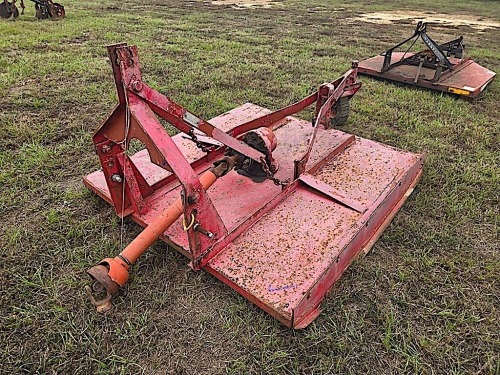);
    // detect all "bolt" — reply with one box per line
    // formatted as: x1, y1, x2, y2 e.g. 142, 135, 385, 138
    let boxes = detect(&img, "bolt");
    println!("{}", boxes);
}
193, 223, 214, 239
187, 195, 197, 205
111, 174, 123, 183
131, 80, 143, 92
102, 145, 111, 153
